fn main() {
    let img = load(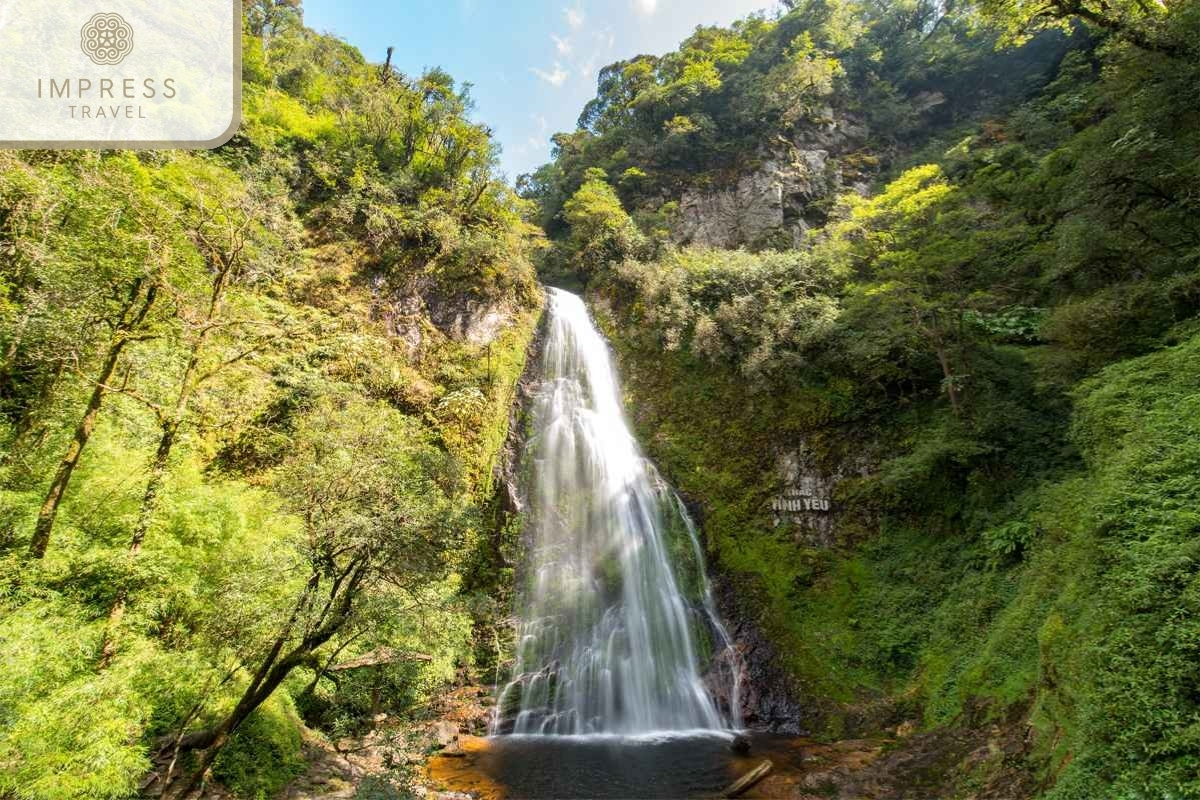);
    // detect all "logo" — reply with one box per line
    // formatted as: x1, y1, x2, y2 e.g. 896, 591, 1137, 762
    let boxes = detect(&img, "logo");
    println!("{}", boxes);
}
1, 0, 239, 148
80, 13, 134, 66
